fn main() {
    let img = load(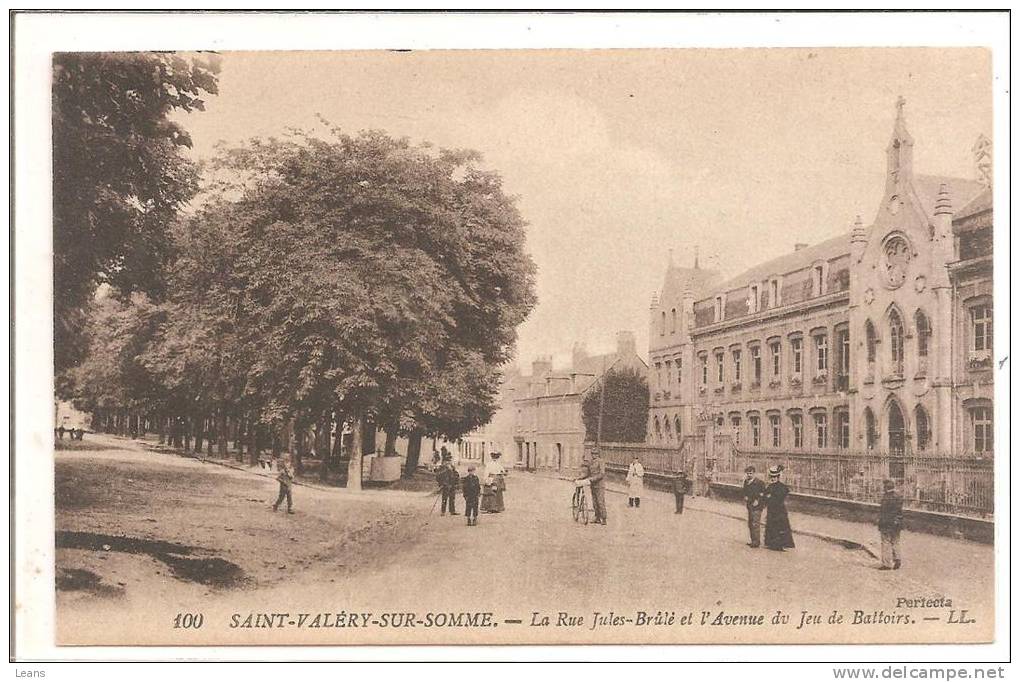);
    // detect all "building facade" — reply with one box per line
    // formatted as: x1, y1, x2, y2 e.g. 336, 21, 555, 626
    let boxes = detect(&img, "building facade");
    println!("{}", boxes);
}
512, 331, 648, 471
648, 102, 993, 464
